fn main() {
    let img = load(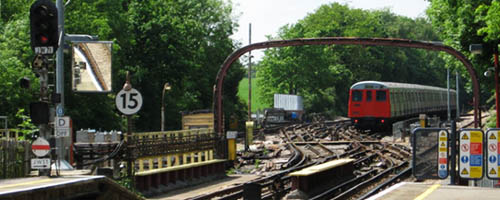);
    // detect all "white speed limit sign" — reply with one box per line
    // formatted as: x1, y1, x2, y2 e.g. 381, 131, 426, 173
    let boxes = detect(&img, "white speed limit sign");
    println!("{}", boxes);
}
115, 88, 143, 115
